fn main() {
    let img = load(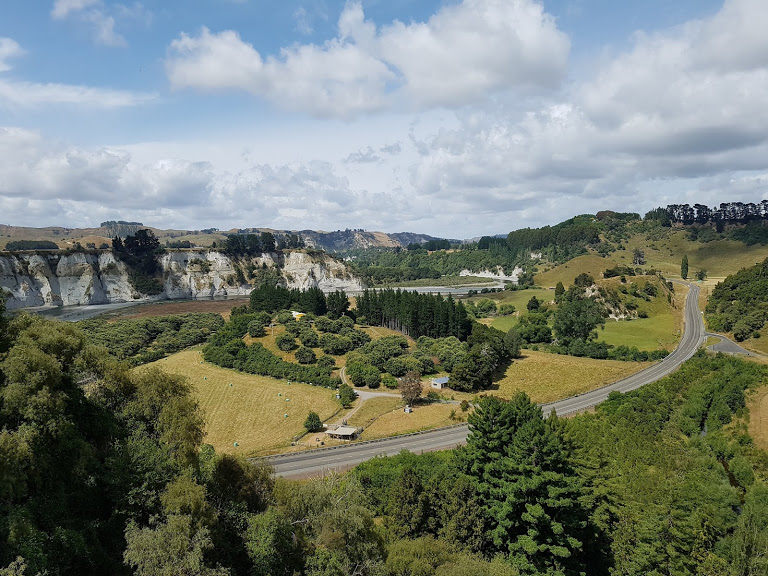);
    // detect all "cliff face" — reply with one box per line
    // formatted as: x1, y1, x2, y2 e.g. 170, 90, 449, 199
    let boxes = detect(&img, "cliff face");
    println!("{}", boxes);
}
0, 250, 364, 310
